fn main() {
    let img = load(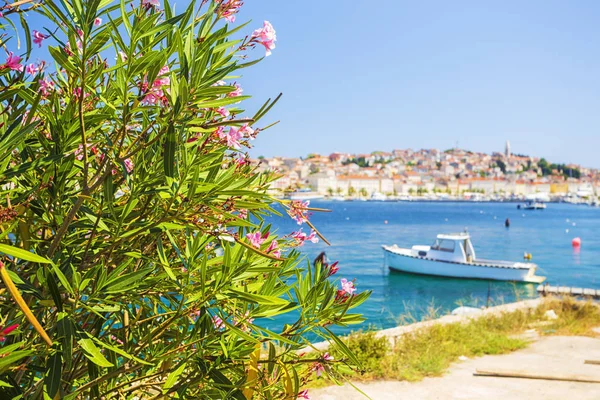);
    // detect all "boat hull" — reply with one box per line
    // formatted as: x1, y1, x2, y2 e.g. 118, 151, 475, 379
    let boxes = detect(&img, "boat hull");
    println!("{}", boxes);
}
383, 248, 544, 283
